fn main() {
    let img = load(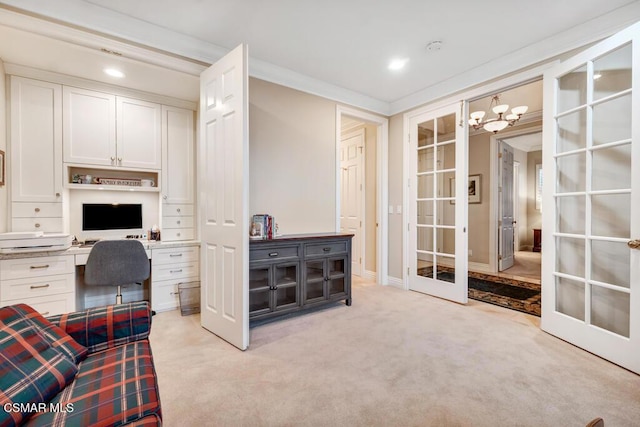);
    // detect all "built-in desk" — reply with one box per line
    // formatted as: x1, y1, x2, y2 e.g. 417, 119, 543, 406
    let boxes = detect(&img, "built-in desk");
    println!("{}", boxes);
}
0, 240, 200, 316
